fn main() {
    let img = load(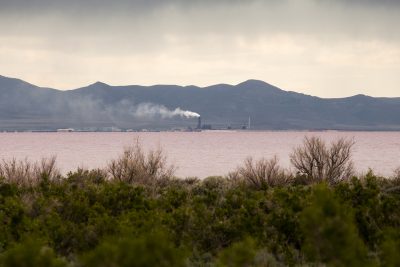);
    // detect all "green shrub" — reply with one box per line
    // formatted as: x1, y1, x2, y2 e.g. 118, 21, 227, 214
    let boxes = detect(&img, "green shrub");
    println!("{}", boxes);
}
80, 231, 186, 267
300, 184, 370, 266
380, 228, 400, 267
1, 146, 399, 266
0, 239, 66, 267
